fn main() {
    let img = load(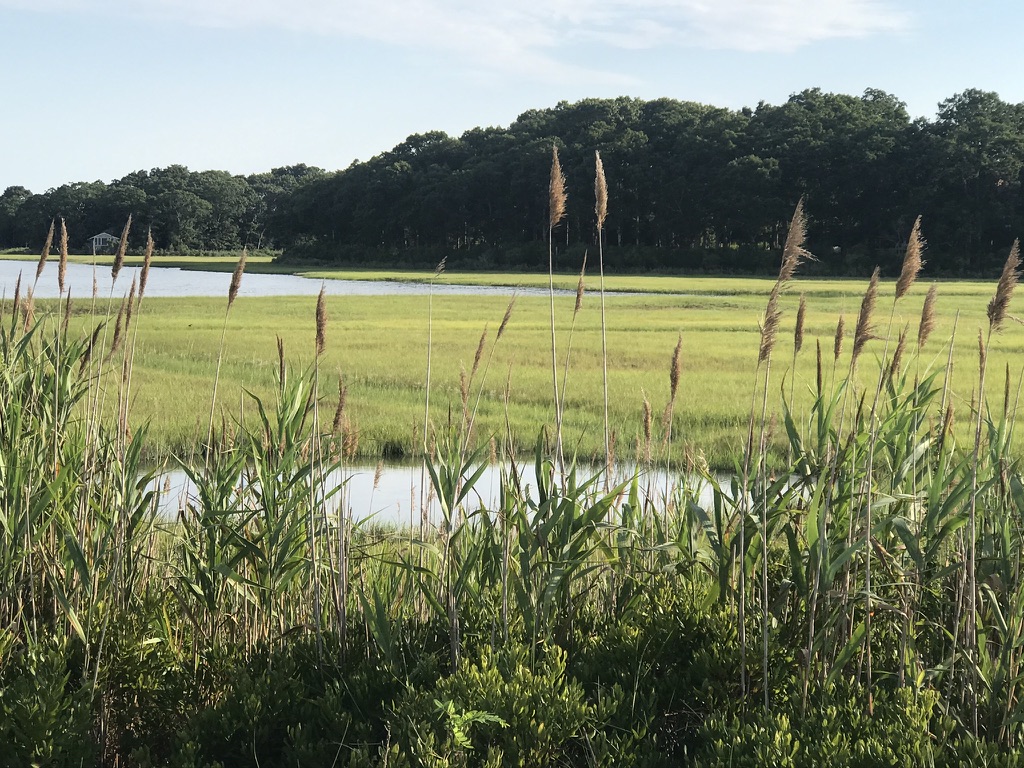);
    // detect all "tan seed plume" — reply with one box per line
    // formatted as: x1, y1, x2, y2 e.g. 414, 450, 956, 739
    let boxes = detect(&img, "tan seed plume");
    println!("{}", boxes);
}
80, 324, 102, 373
333, 374, 348, 435
642, 392, 652, 465
112, 215, 132, 283
594, 150, 608, 232
139, 229, 154, 301
58, 218, 68, 295
834, 314, 845, 361
816, 339, 823, 394
778, 197, 812, 283
852, 267, 880, 364
435, 256, 447, 277
896, 216, 925, 301
125, 276, 137, 329
669, 333, 683, 403
109, 298, 127, 357
987, 239, 1020, 332
21, 290, 34, 331
61, 291, 72, 336
574, 252, 587, 315
549, 145, 567, 231
794, 294, 807, 355
758, 283, 783, 364
497, 296, 515, 340
471, 326, 488, 379
277, 336, 286, 390
917, 284, 937, 350
887, 325, 908, 381
315, 284, 327, 356
228, 247, 247, 309
37, 220, 54, 283
12, 272, 22, 318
